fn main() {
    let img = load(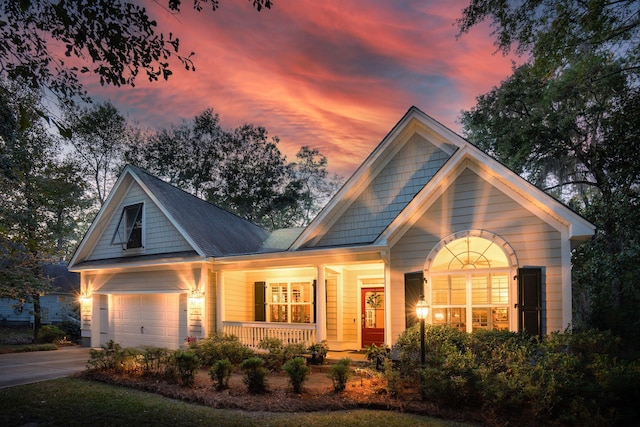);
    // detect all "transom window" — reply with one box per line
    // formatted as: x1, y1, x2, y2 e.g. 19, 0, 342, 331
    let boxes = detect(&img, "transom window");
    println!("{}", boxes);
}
428, 234, 512, 332
267, 281, 313, 323
111, 203, 143, 249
